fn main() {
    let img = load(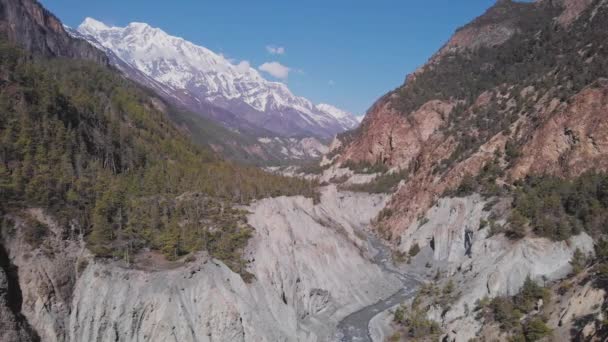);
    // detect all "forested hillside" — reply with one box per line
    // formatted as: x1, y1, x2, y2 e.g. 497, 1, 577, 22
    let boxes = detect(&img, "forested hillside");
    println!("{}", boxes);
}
0, 39, 317, 274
